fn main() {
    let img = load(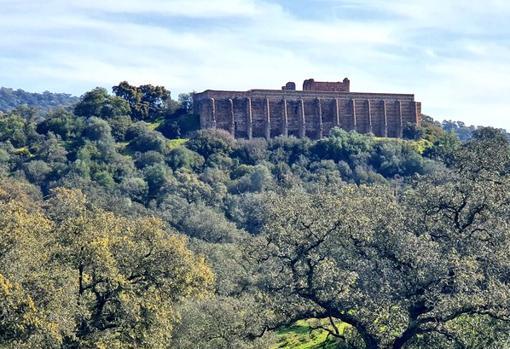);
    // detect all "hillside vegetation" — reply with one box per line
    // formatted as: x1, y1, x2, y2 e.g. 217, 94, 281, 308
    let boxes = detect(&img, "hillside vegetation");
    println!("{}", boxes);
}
0, 87, 79, 114
1, 82, 510, 349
